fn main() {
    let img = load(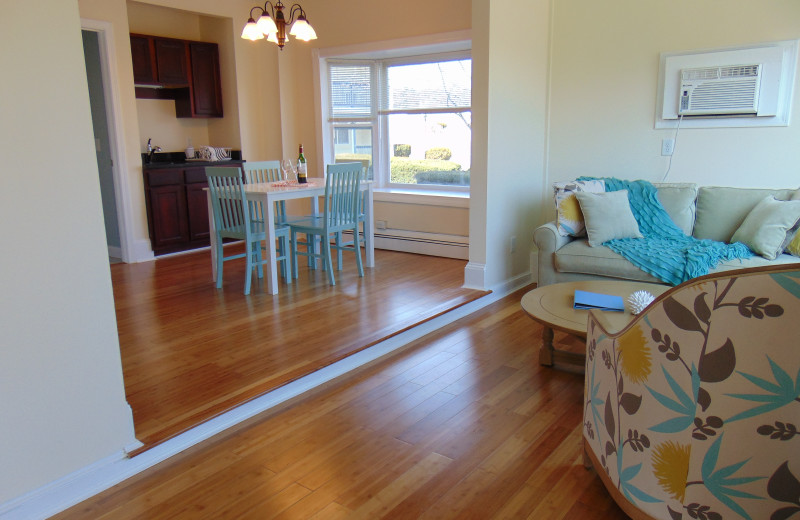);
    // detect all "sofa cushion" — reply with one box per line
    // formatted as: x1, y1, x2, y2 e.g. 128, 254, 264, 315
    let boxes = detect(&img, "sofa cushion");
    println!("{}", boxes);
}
712, 252, 800, 272
731, 196, 800, 260
654, 183, 697, 235
554, 239, 663, 283
693, 187, 797, 242
575, 190, 643, 246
